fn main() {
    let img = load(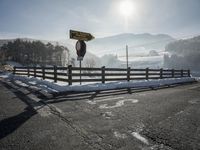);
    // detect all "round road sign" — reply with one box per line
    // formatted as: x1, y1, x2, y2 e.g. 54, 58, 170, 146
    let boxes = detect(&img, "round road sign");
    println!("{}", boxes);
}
76, 40, 86, 57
